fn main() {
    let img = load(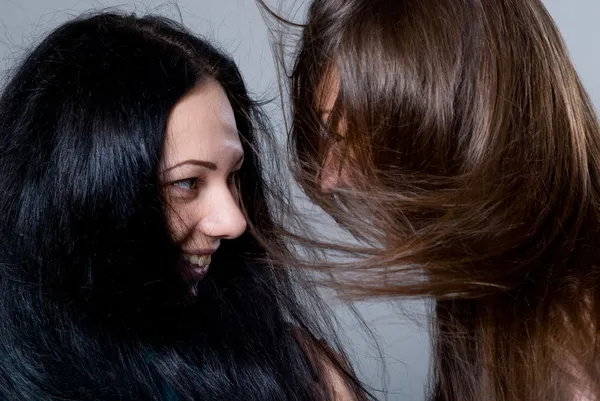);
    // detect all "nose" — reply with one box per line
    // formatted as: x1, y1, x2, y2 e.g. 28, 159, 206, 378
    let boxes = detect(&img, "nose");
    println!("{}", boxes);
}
320, 148, 348, 193
200, 187, 247, 239
320, 167, 342, 193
